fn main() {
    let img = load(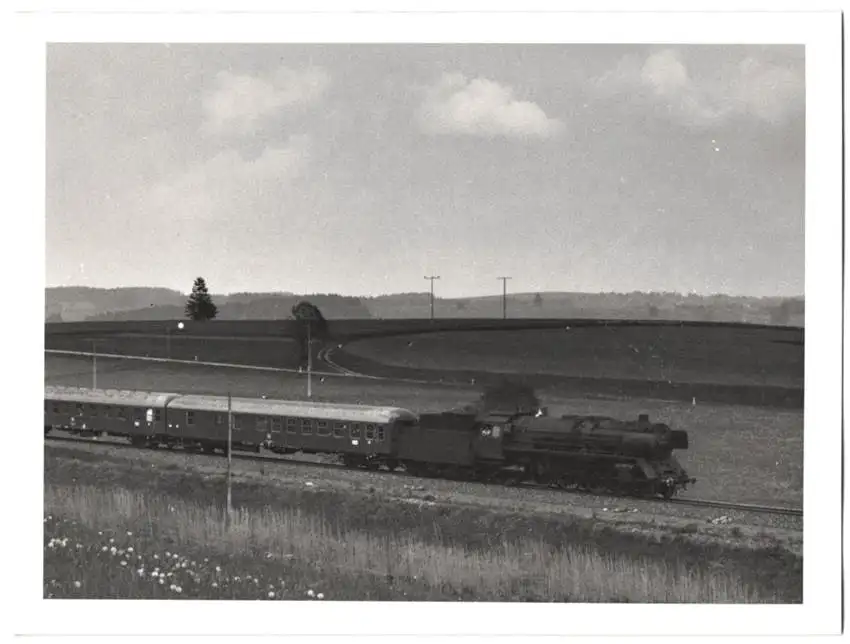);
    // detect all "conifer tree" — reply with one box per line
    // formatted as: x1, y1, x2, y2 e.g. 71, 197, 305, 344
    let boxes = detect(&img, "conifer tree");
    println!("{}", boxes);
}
185, 277, 218, 321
